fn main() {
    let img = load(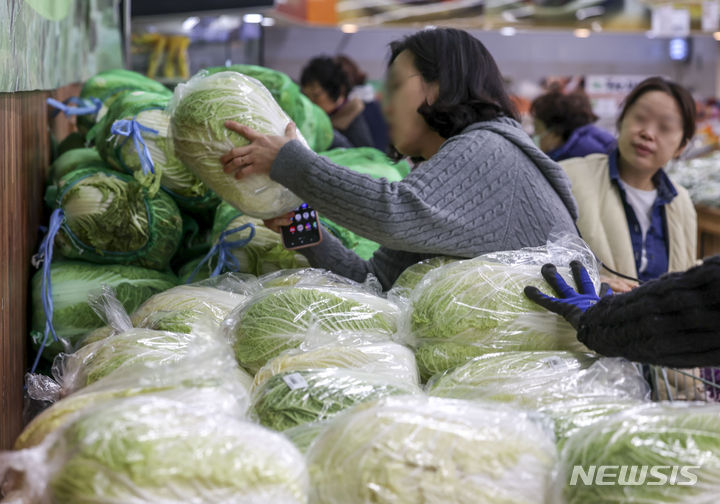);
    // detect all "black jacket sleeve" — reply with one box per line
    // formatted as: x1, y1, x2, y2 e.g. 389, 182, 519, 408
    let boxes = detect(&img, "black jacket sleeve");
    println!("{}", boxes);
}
577, 256, 720, 367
